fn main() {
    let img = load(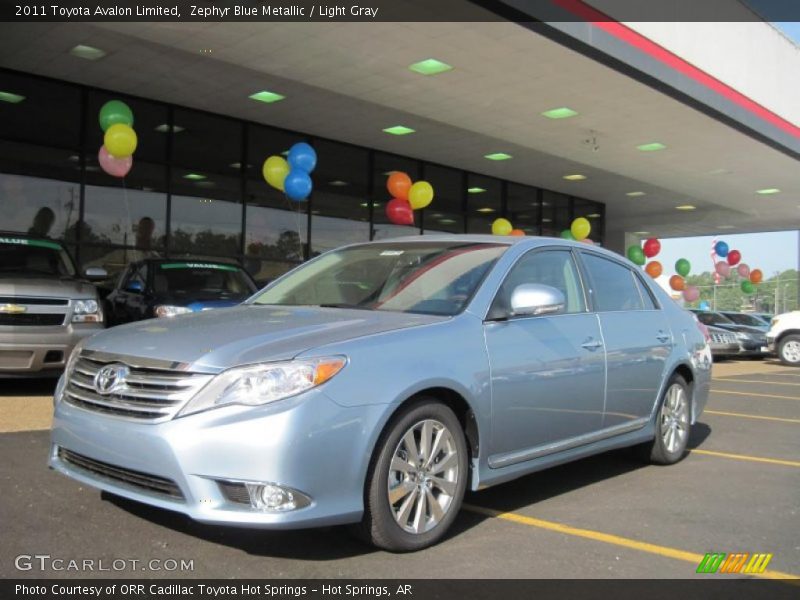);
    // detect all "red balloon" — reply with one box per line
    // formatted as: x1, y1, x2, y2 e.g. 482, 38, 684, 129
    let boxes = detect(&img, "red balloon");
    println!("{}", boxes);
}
643, 238, 661, 258
386, 172, 412, 201
385, 198, 414, 226
727, 250, 741, 266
